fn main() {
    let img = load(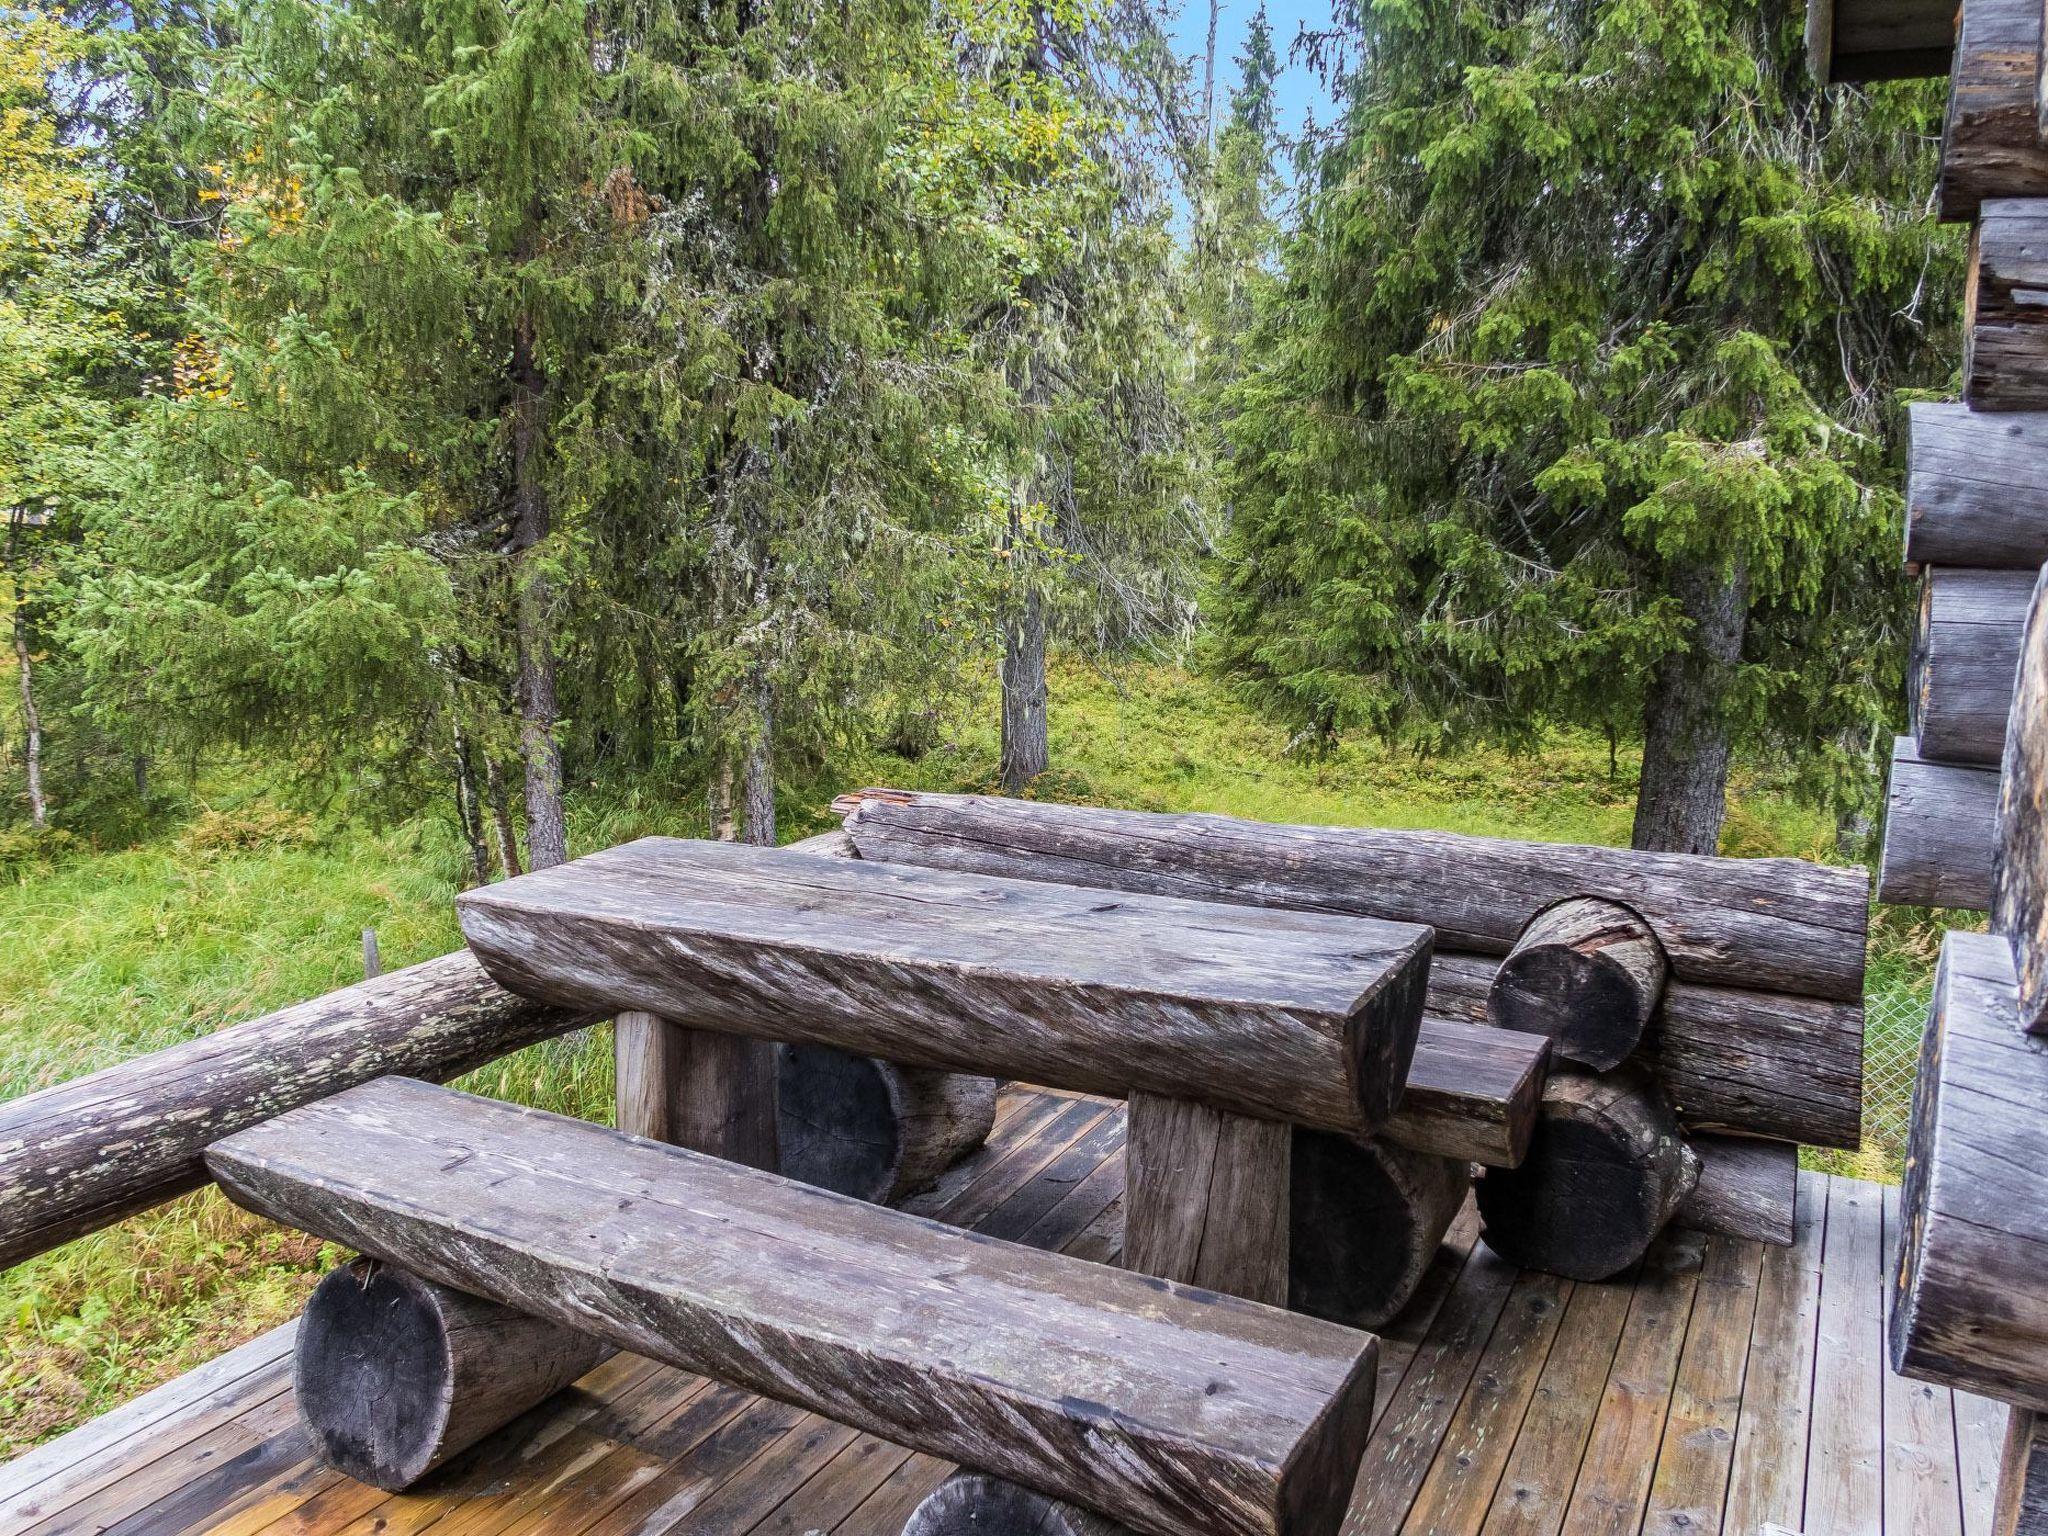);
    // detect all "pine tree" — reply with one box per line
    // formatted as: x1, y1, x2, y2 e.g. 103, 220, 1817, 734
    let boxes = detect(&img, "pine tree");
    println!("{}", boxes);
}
1212, 0, 1959, 852
1190, 6, 1281, 410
